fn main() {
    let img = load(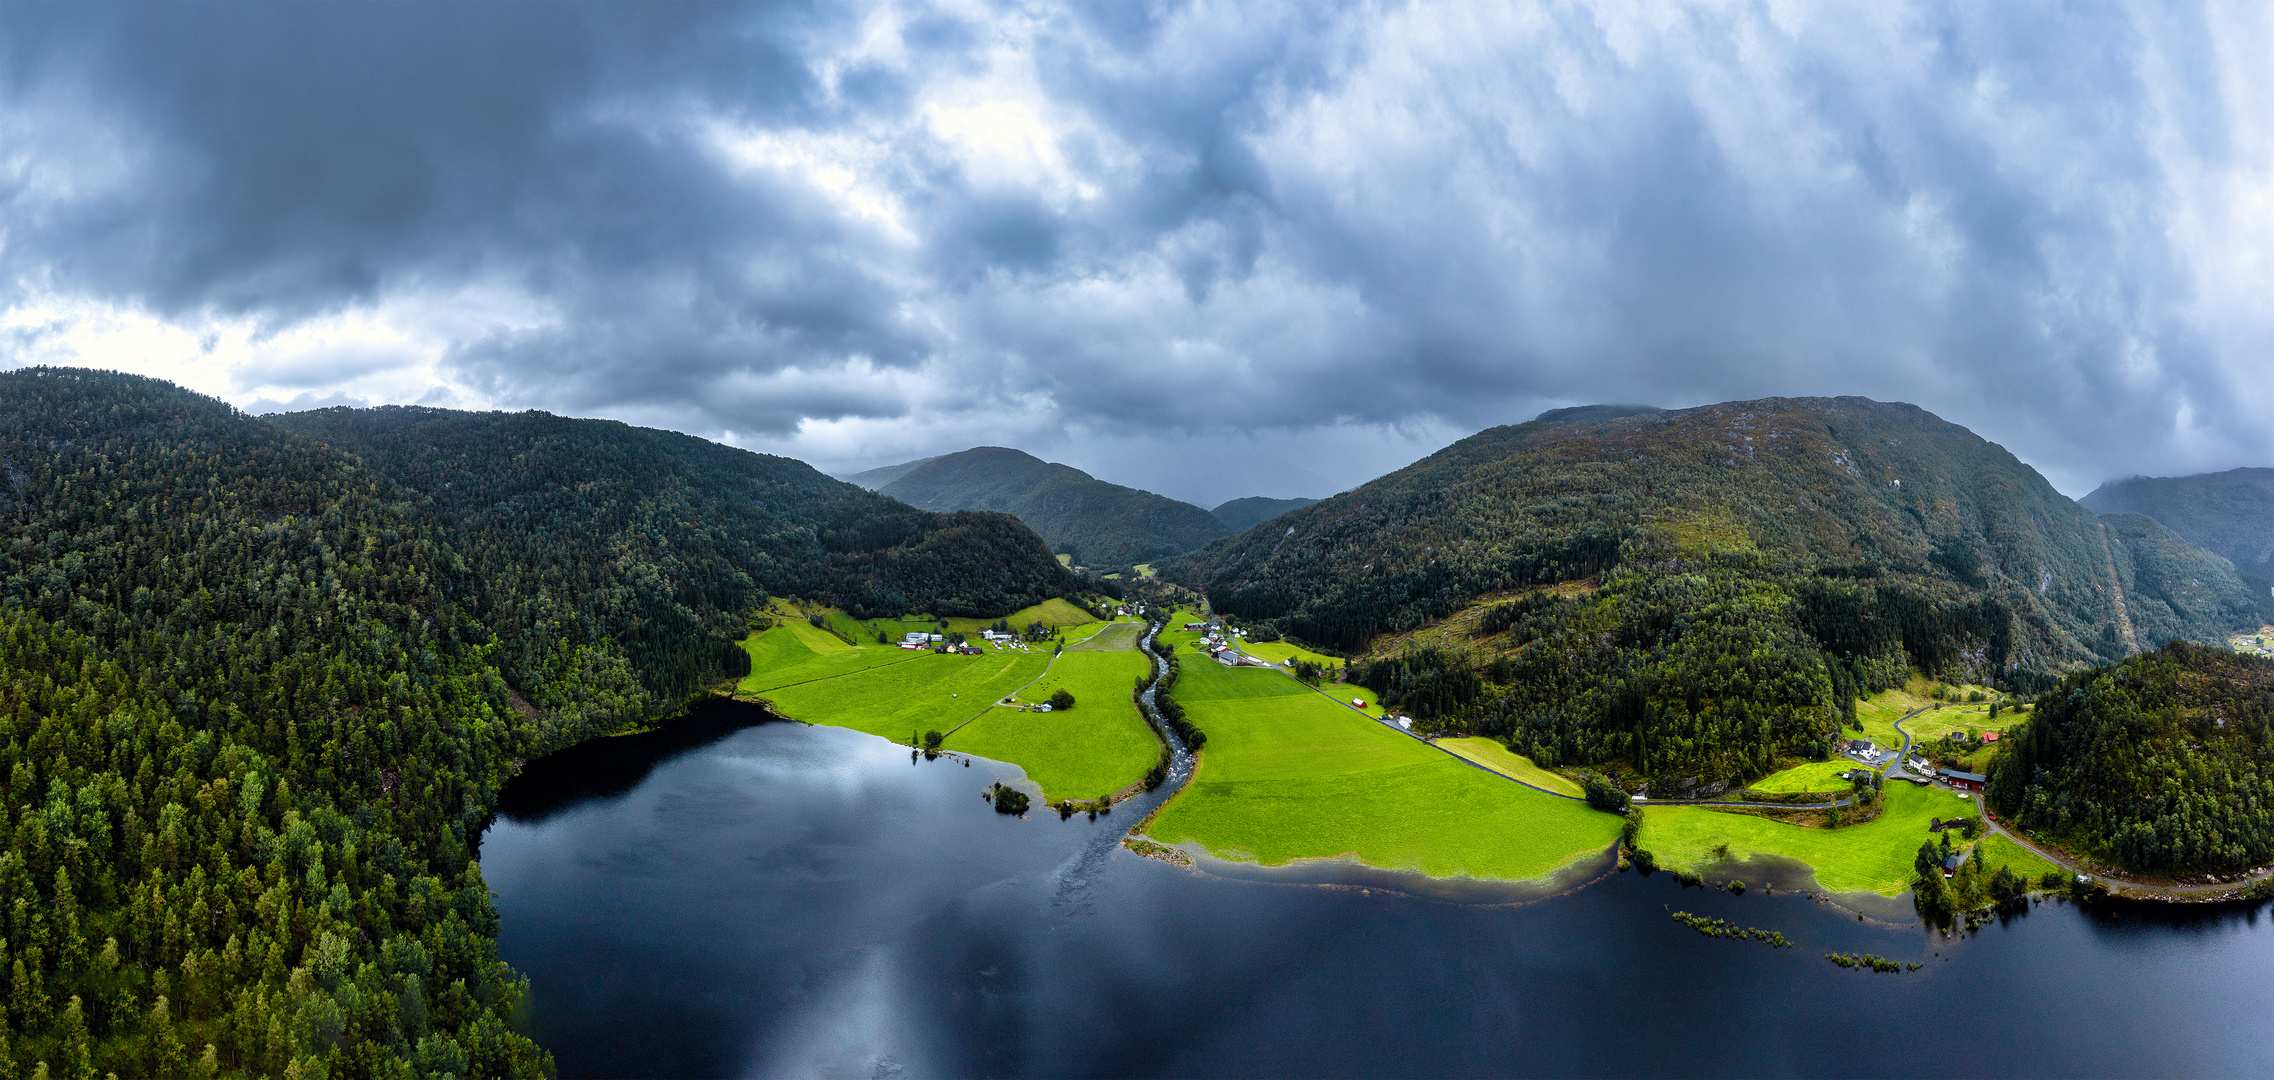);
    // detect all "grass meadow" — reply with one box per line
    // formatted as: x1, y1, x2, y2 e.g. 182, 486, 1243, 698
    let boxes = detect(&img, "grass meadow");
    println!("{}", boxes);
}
1236, 639, 1344, 668
1145, 659, 1622, 881
1748, 760, 1860, 794
737, 620, 1157, 800
1639, 780, 1986, 895
1437, 737, 1585, 797
952, 649, 1159, 799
